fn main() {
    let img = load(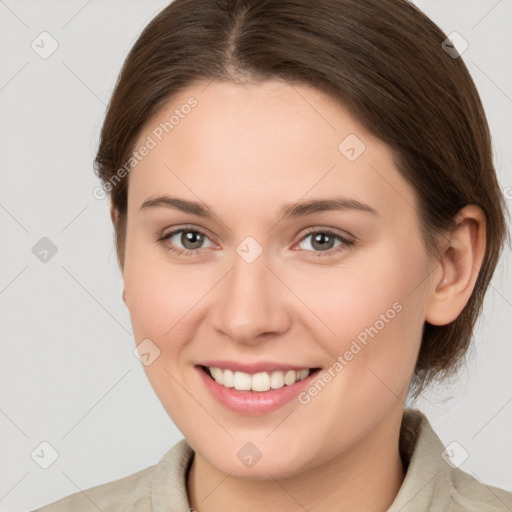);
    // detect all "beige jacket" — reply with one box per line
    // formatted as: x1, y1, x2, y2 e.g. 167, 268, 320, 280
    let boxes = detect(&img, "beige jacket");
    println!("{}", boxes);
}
33, 408, 512, 511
